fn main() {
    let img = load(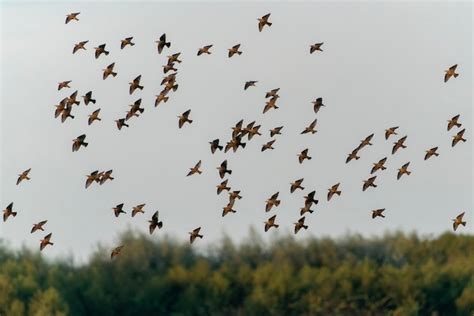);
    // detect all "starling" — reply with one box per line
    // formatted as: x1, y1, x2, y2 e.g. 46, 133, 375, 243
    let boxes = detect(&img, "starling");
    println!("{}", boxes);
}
310, 42, 324, 53
187, 160, 202, 176
346, 149, 360, 163
156, 34, 171, 54
61, 104, 74, 122
444, 64, 459, 82
31, 220, 47, 234
301, 119, 317, 134
217, 179, 230, 194
327, 183, 341, 201
356, 133, 374, 151
65, 12, 80, 24
263, 98, 279, 113
372, 208, 385, 219
73, 40, 88, 54
312, 98, 325, 114
222, 203, 236, 217
17, 168, 31, 185
397, 162, 411, 180
290, 178, 304, 193
113, 203, 126, 217
424, 147, 439, 160
209, 139, 223, 154
248, 125, 262, 140
265, 88, 280, 98
363, 176, 377, 191
129, 75, 144, 95
304, 191, 319, 207
300, 204, 314, 216
294, 217, 308, 234
371, 157, 387, 174
244, 81, 257, 90
189, 227, 203, 244
270, 126, 283, 137
99, 170, 114, 185
452, 129, 466, 147
217, 160, 232, 179
167, 52, 182, 63
452, 212, 466, 231
178, 110, 192, 128
385, 126, 399, 140
67, 90, 80, 106
228, 191, 242, 203
298, 148, 312, 164
392, 136, 407, 154
262, 140, 276, 152
447, 115, 461, 131
149, 211, 163, 234
82, 91, 96, 105
115, 118, 129, 130
228, 44, 242, 57
265, 192, 280, 212
103, 62, 117, 80
88, 109, 101, 125
126, 99, 144, 120
264, 215, 278, 232
72, 134, 88, 152
120, 37, 135, 49
132, 204, 146, 217
94, 44, 109, 59
85, 170, 100, 189
58, 80, 71, 90
155, 92, 169, 107
40, 233, 53, 251
197, 45, 212, 56
258, 13, 272, 32
3, 202, 17, 222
